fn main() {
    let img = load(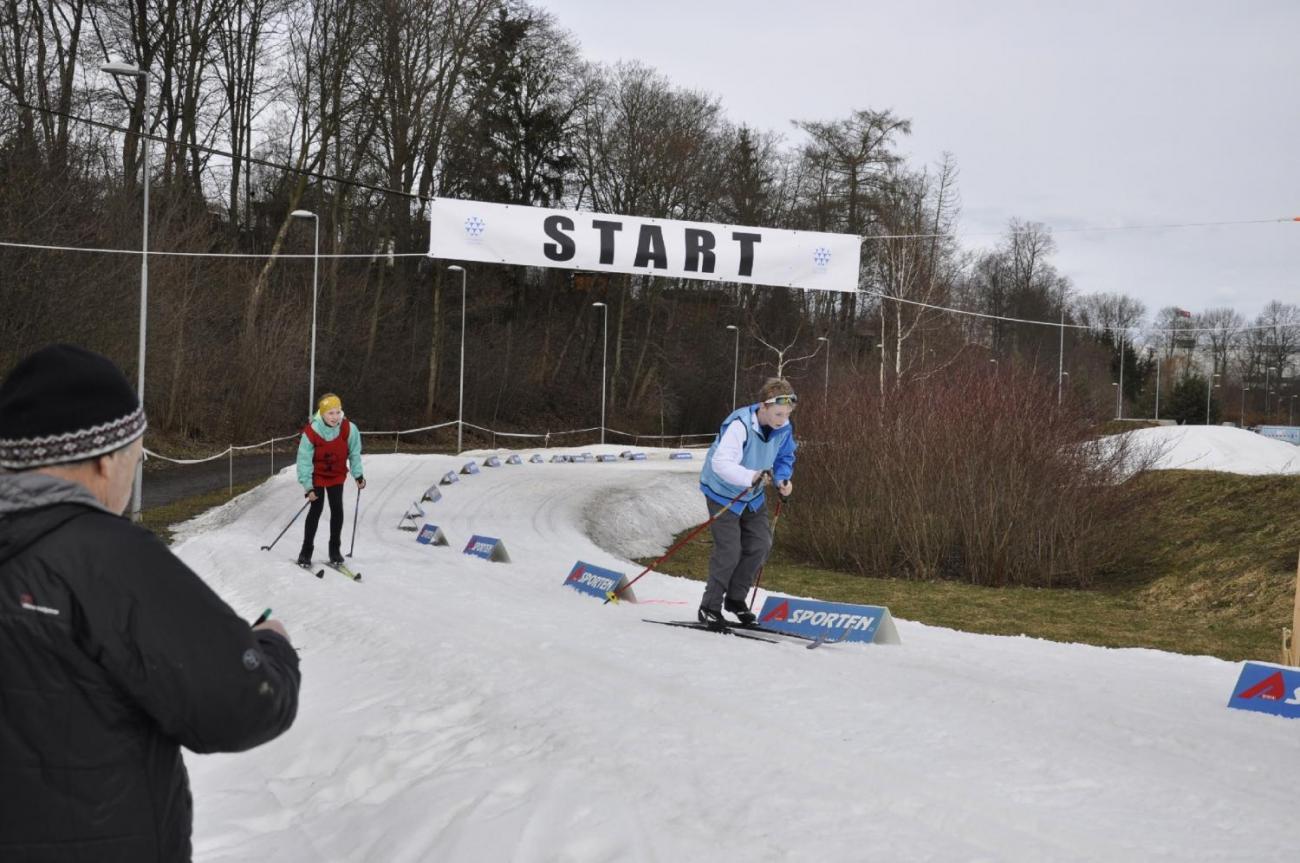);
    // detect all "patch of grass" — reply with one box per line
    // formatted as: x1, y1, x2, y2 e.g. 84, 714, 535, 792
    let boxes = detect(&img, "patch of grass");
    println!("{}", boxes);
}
140, 478, 268, 544
644, 470, 1300, 662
